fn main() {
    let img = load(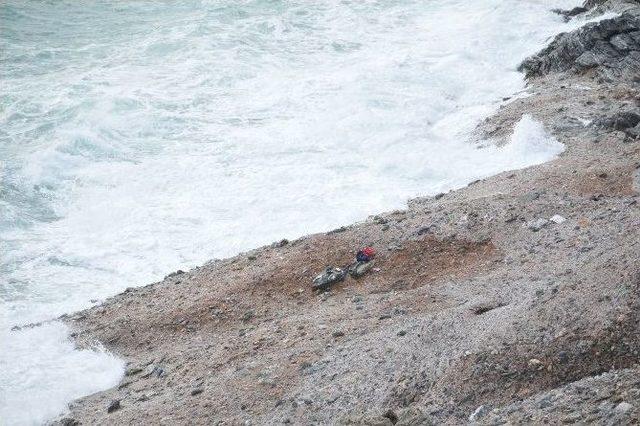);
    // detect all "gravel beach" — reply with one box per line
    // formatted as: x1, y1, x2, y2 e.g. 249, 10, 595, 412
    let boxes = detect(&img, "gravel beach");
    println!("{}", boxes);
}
49, 1, 640, 424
